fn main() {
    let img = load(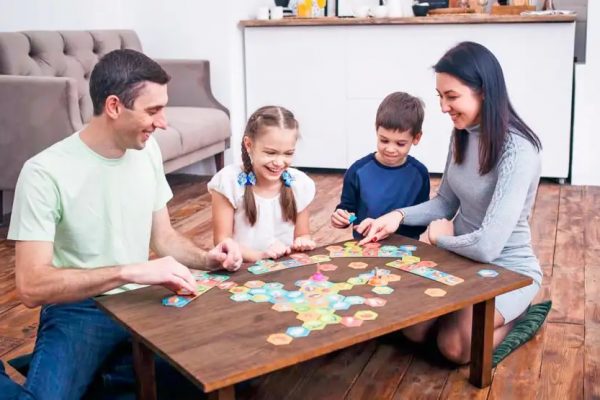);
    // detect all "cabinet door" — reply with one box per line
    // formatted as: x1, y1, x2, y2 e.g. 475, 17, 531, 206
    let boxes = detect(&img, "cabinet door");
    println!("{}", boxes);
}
245, 27, 348, 168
